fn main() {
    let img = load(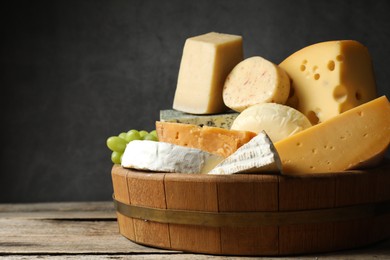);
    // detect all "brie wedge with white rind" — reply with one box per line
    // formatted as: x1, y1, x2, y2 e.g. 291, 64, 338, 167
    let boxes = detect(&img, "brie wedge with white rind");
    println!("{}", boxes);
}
208, 131, 282, 175
231, 102, 312, 142
121, 140, 224, 174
